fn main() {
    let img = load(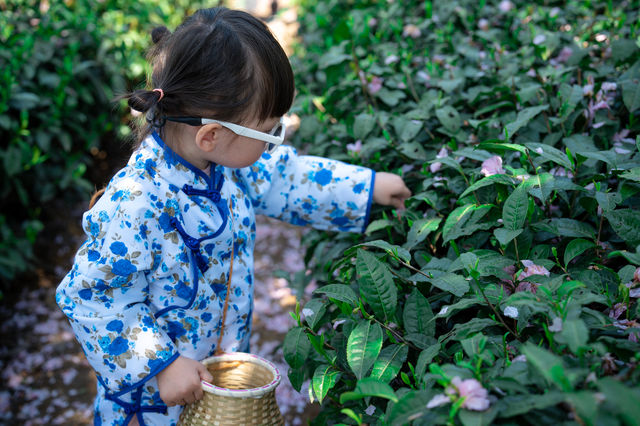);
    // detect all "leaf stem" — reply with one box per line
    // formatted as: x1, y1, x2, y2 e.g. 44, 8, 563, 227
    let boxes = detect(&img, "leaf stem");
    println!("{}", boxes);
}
470, 275, 519, 339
